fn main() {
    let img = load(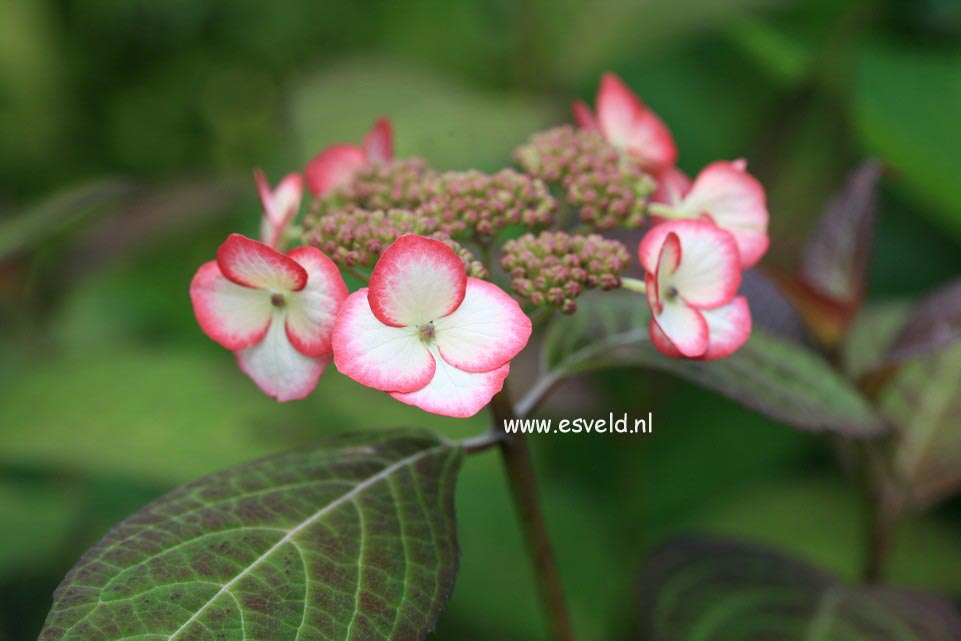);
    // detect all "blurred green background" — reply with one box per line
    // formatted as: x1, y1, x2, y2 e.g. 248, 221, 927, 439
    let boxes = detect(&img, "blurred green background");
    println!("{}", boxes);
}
2, 0, 961, 639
